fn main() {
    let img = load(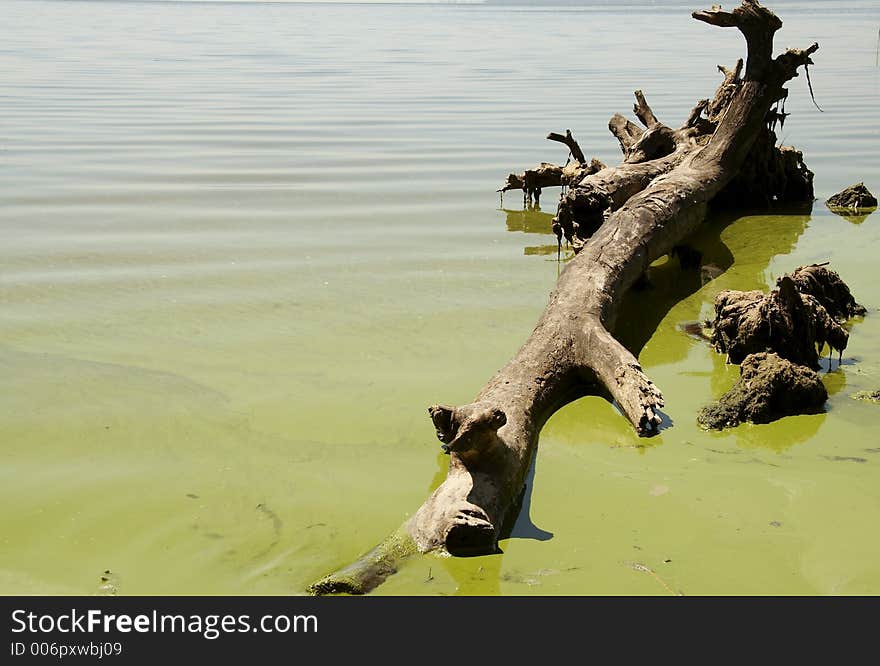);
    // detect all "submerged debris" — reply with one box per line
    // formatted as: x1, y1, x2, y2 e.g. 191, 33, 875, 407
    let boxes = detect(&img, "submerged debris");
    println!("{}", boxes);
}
698, 352, 827, 429
701, 263, 724, 285
826, 182, 877, 213
852, 390, 880, 404
97, 569, 119, 596
625, 561, 683, 596
680, 320, 713, 341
